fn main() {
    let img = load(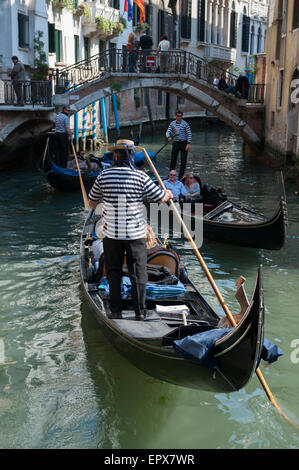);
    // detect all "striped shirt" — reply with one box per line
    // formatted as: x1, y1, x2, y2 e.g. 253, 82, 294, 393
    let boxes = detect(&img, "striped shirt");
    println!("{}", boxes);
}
88, 166, 165, 240
166, 119, 192, 143
55, 112, 70, 133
